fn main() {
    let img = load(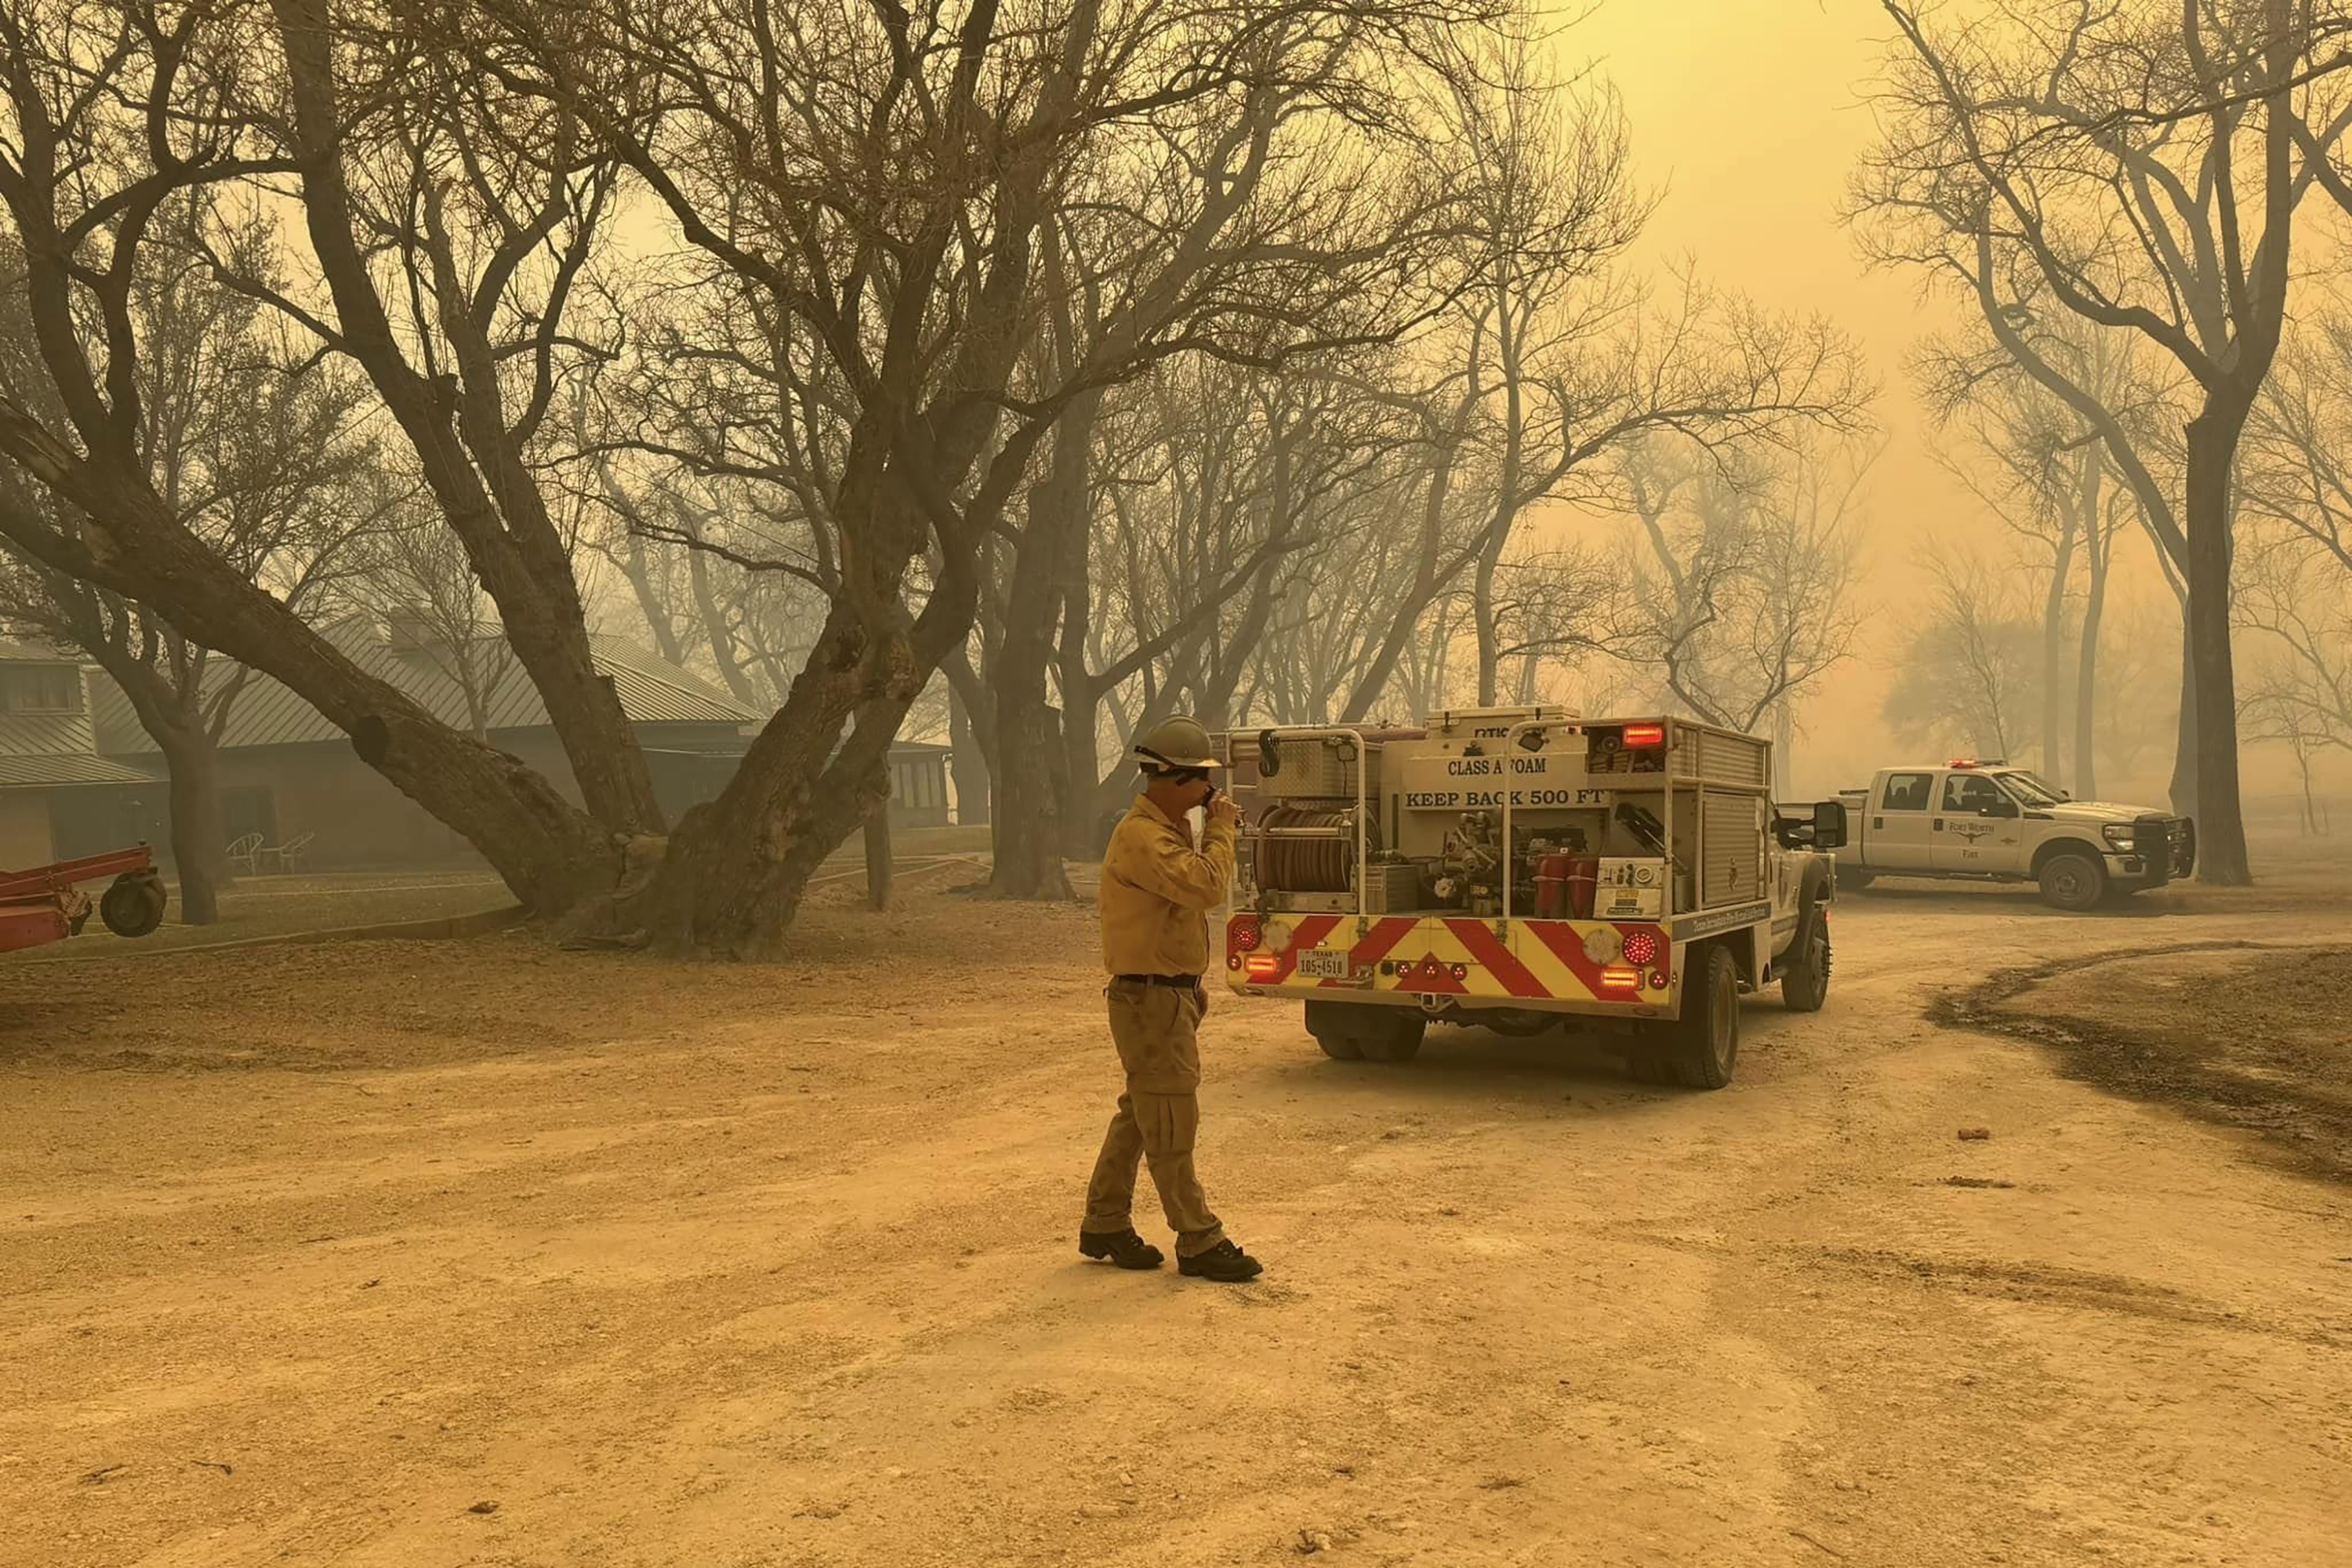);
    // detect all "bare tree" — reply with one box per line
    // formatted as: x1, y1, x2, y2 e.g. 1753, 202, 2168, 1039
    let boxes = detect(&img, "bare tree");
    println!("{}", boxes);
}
1915, 319, 2158, 793
0, 216, 383, 921
242, 0, 662, 837
1330, 273, 1871, 725
1440, 30, 1650, 706
1884, 550, 2039, 761
1025, 352, 1399, 872
2240, 308, 2352, 579
456, 0, 1515, 952
1532, 434, 1869, 744
0, 0, 622, 915
1857, 0, 2352, 883
2234, 512, 2352, 772
350, 492, 517, 742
